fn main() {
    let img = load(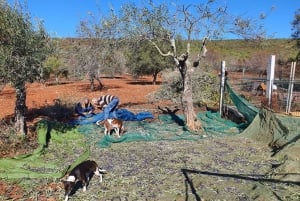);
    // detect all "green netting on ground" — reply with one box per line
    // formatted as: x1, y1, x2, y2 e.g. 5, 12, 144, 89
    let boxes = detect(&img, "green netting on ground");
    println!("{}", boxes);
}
241, 108, 300, 149
224, 80, 299, 145
240, 108, 300, 181
199, 111, 249, 135
78, 111, 248, 148
225, 80, 300, 181
224, 76, 300, 150
0, 120, 89, 179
